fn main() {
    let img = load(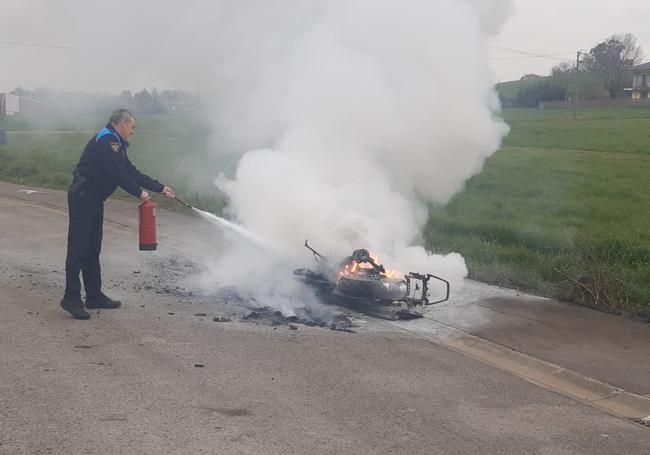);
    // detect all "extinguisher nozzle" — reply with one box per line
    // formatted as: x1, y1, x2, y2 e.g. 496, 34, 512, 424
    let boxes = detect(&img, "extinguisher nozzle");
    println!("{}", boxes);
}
174, 196, 193, 209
